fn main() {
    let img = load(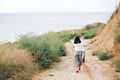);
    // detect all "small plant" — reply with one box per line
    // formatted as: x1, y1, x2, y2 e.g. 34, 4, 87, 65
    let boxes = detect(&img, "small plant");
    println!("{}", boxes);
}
49, 74, 54, 76
92, 50, 114, 60
115, 59, 120, 72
